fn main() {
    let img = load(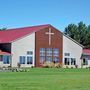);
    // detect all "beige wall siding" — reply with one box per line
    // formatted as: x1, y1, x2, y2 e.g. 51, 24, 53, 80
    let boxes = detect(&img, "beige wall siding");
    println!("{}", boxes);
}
11, 33, 35, 67
63, 35, 83, 68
